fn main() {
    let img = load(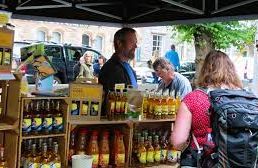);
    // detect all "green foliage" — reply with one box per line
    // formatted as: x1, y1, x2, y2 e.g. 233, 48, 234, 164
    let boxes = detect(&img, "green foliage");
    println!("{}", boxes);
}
172, 21, 256, 50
